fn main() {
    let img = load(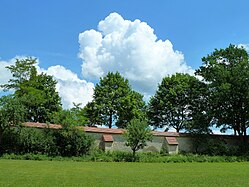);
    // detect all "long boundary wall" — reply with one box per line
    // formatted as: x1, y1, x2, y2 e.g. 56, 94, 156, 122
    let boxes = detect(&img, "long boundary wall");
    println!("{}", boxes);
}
23, 122, 246, 154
